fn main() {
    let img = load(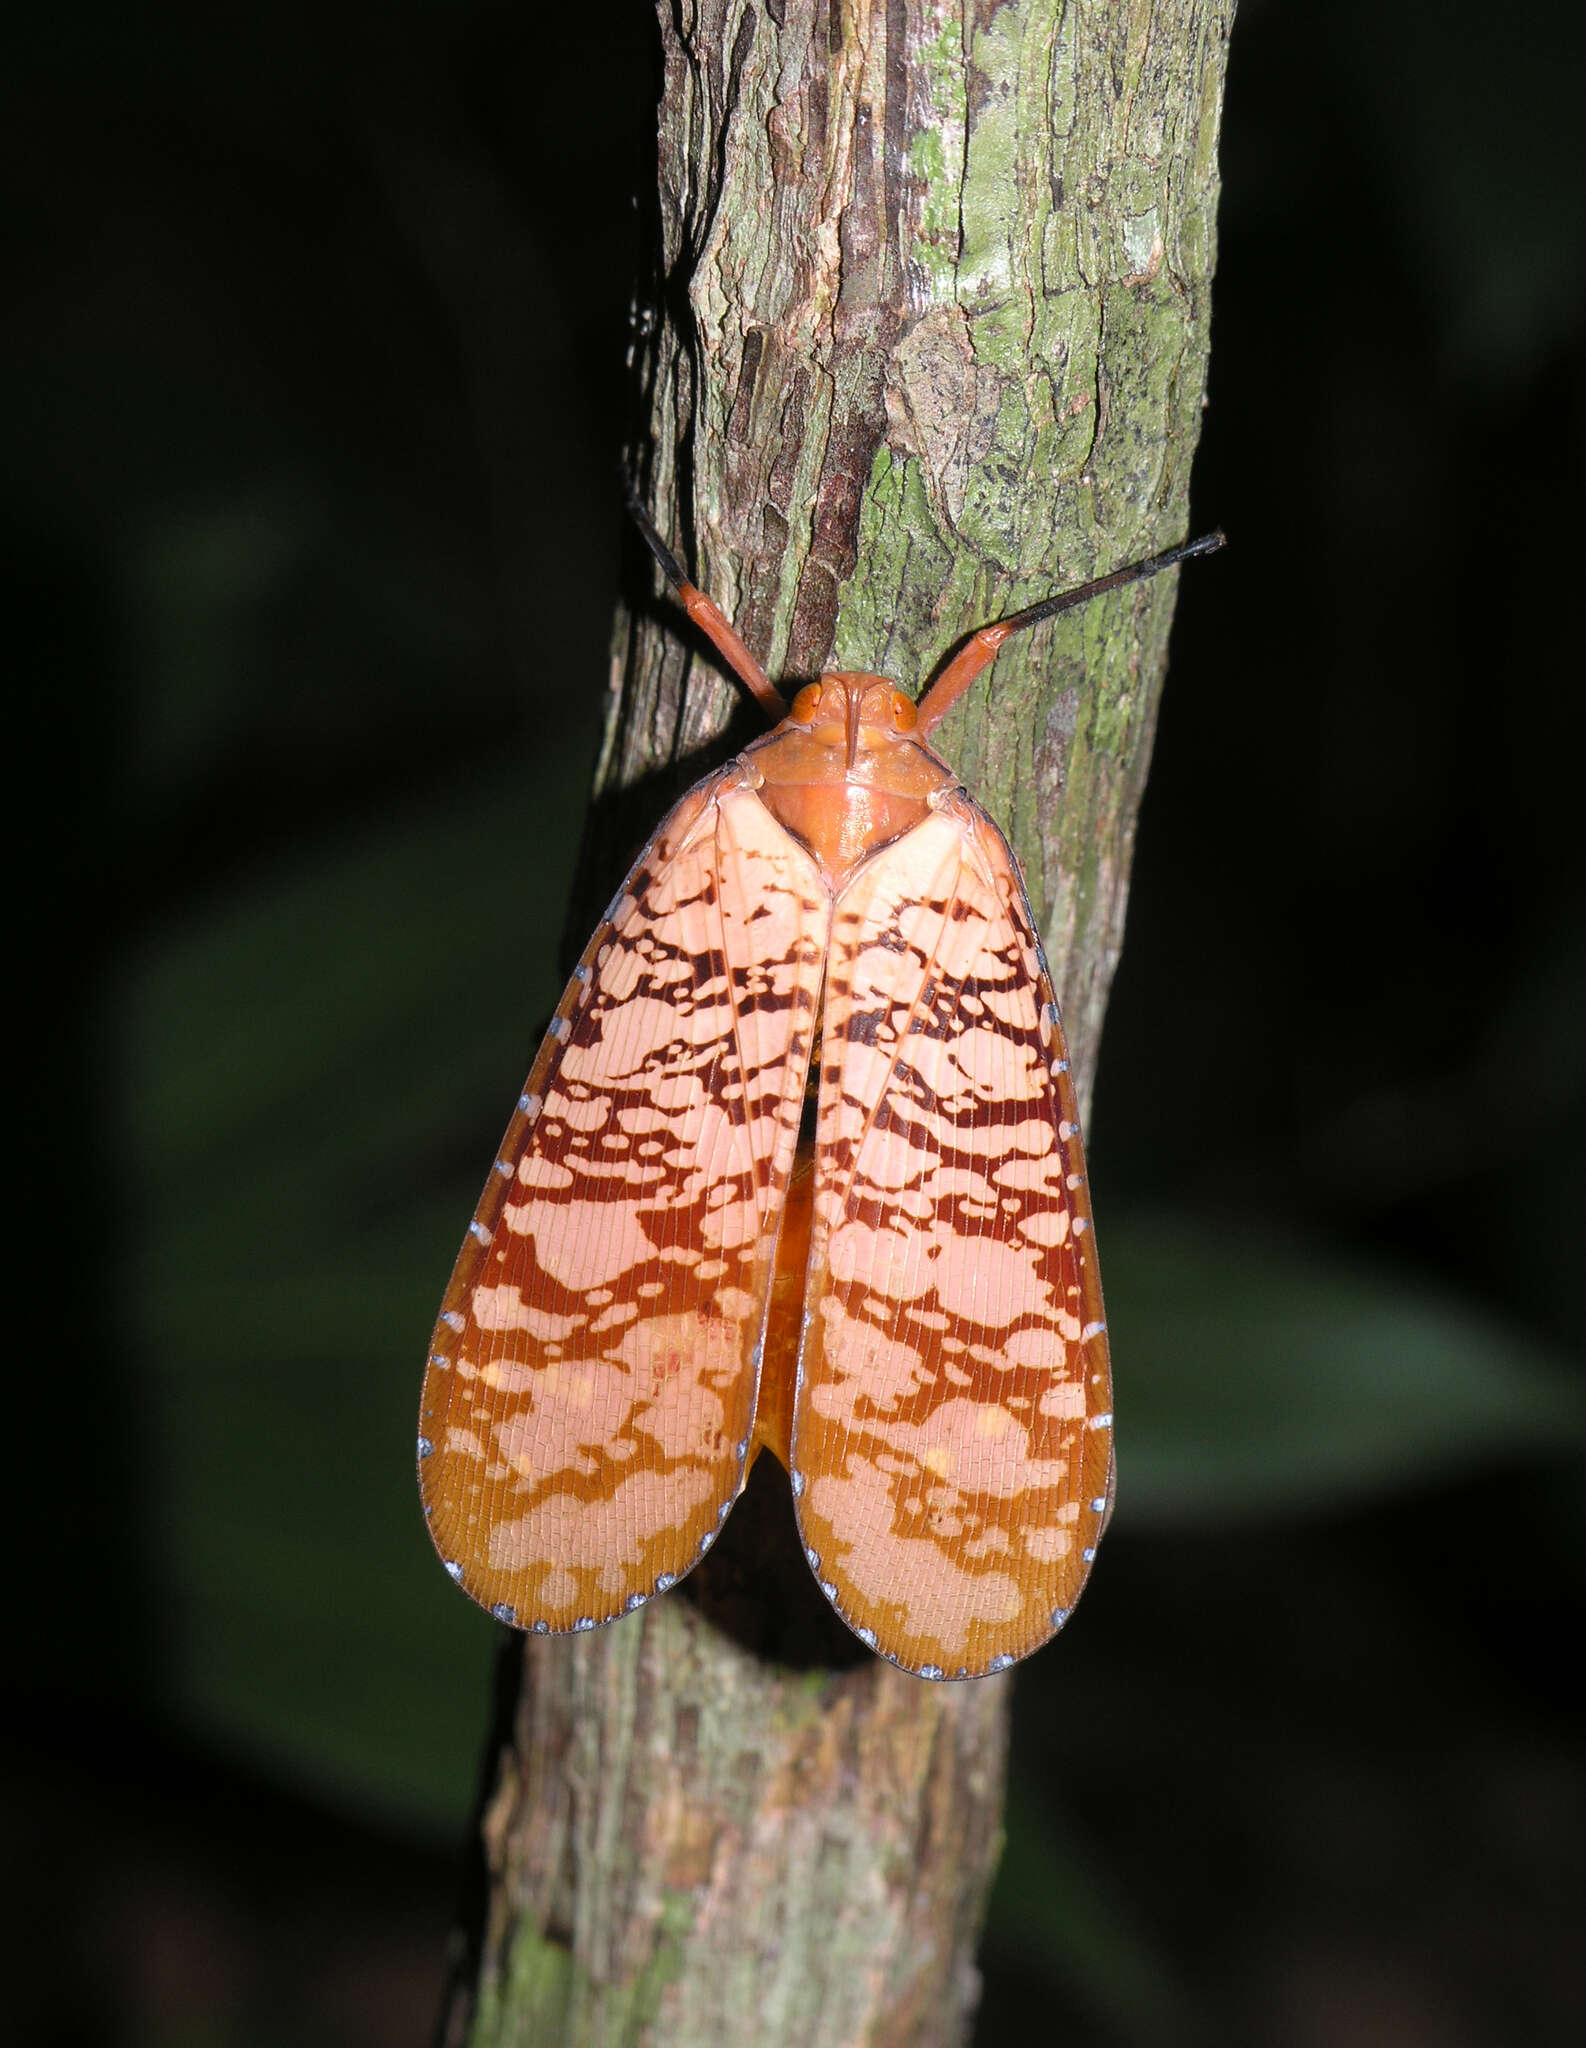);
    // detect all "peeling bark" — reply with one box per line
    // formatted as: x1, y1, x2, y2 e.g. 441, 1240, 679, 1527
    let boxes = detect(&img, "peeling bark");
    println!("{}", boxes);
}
444, 4, 1235, 2043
